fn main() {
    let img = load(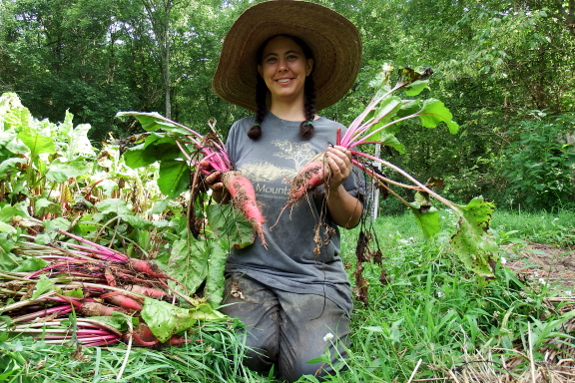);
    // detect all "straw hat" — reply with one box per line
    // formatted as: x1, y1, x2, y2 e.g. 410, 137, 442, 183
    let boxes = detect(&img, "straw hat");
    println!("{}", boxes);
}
212, 0, 362, 112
